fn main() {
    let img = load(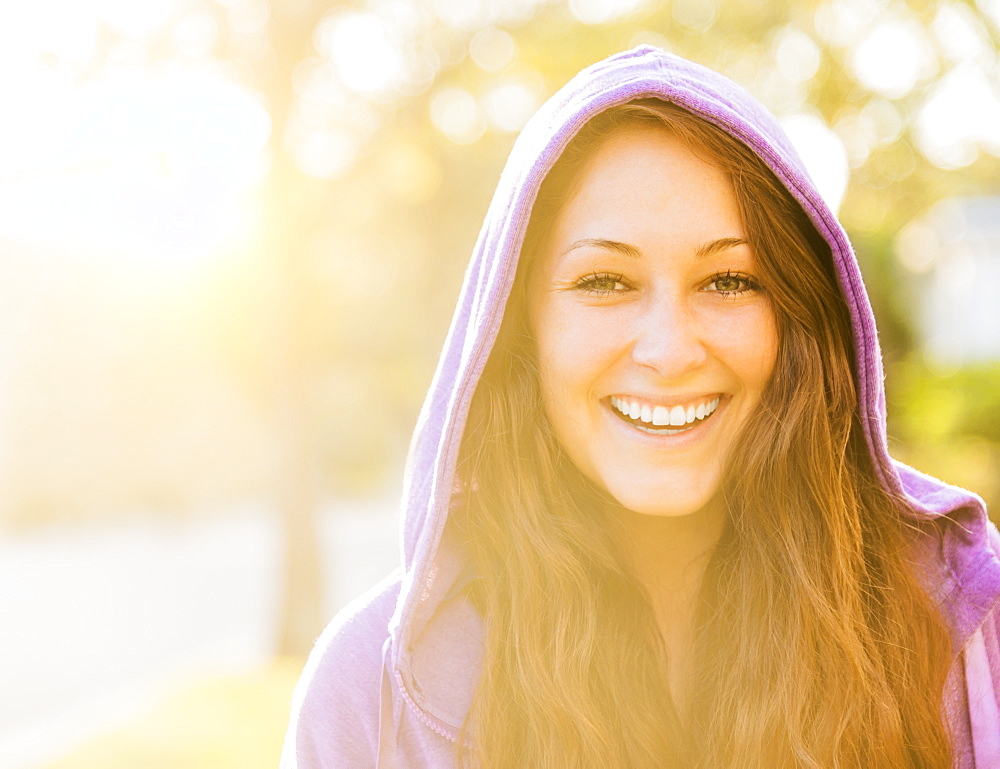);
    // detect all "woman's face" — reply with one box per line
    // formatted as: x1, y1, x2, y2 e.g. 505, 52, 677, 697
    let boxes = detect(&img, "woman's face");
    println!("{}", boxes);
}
529, 125, 778, 518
